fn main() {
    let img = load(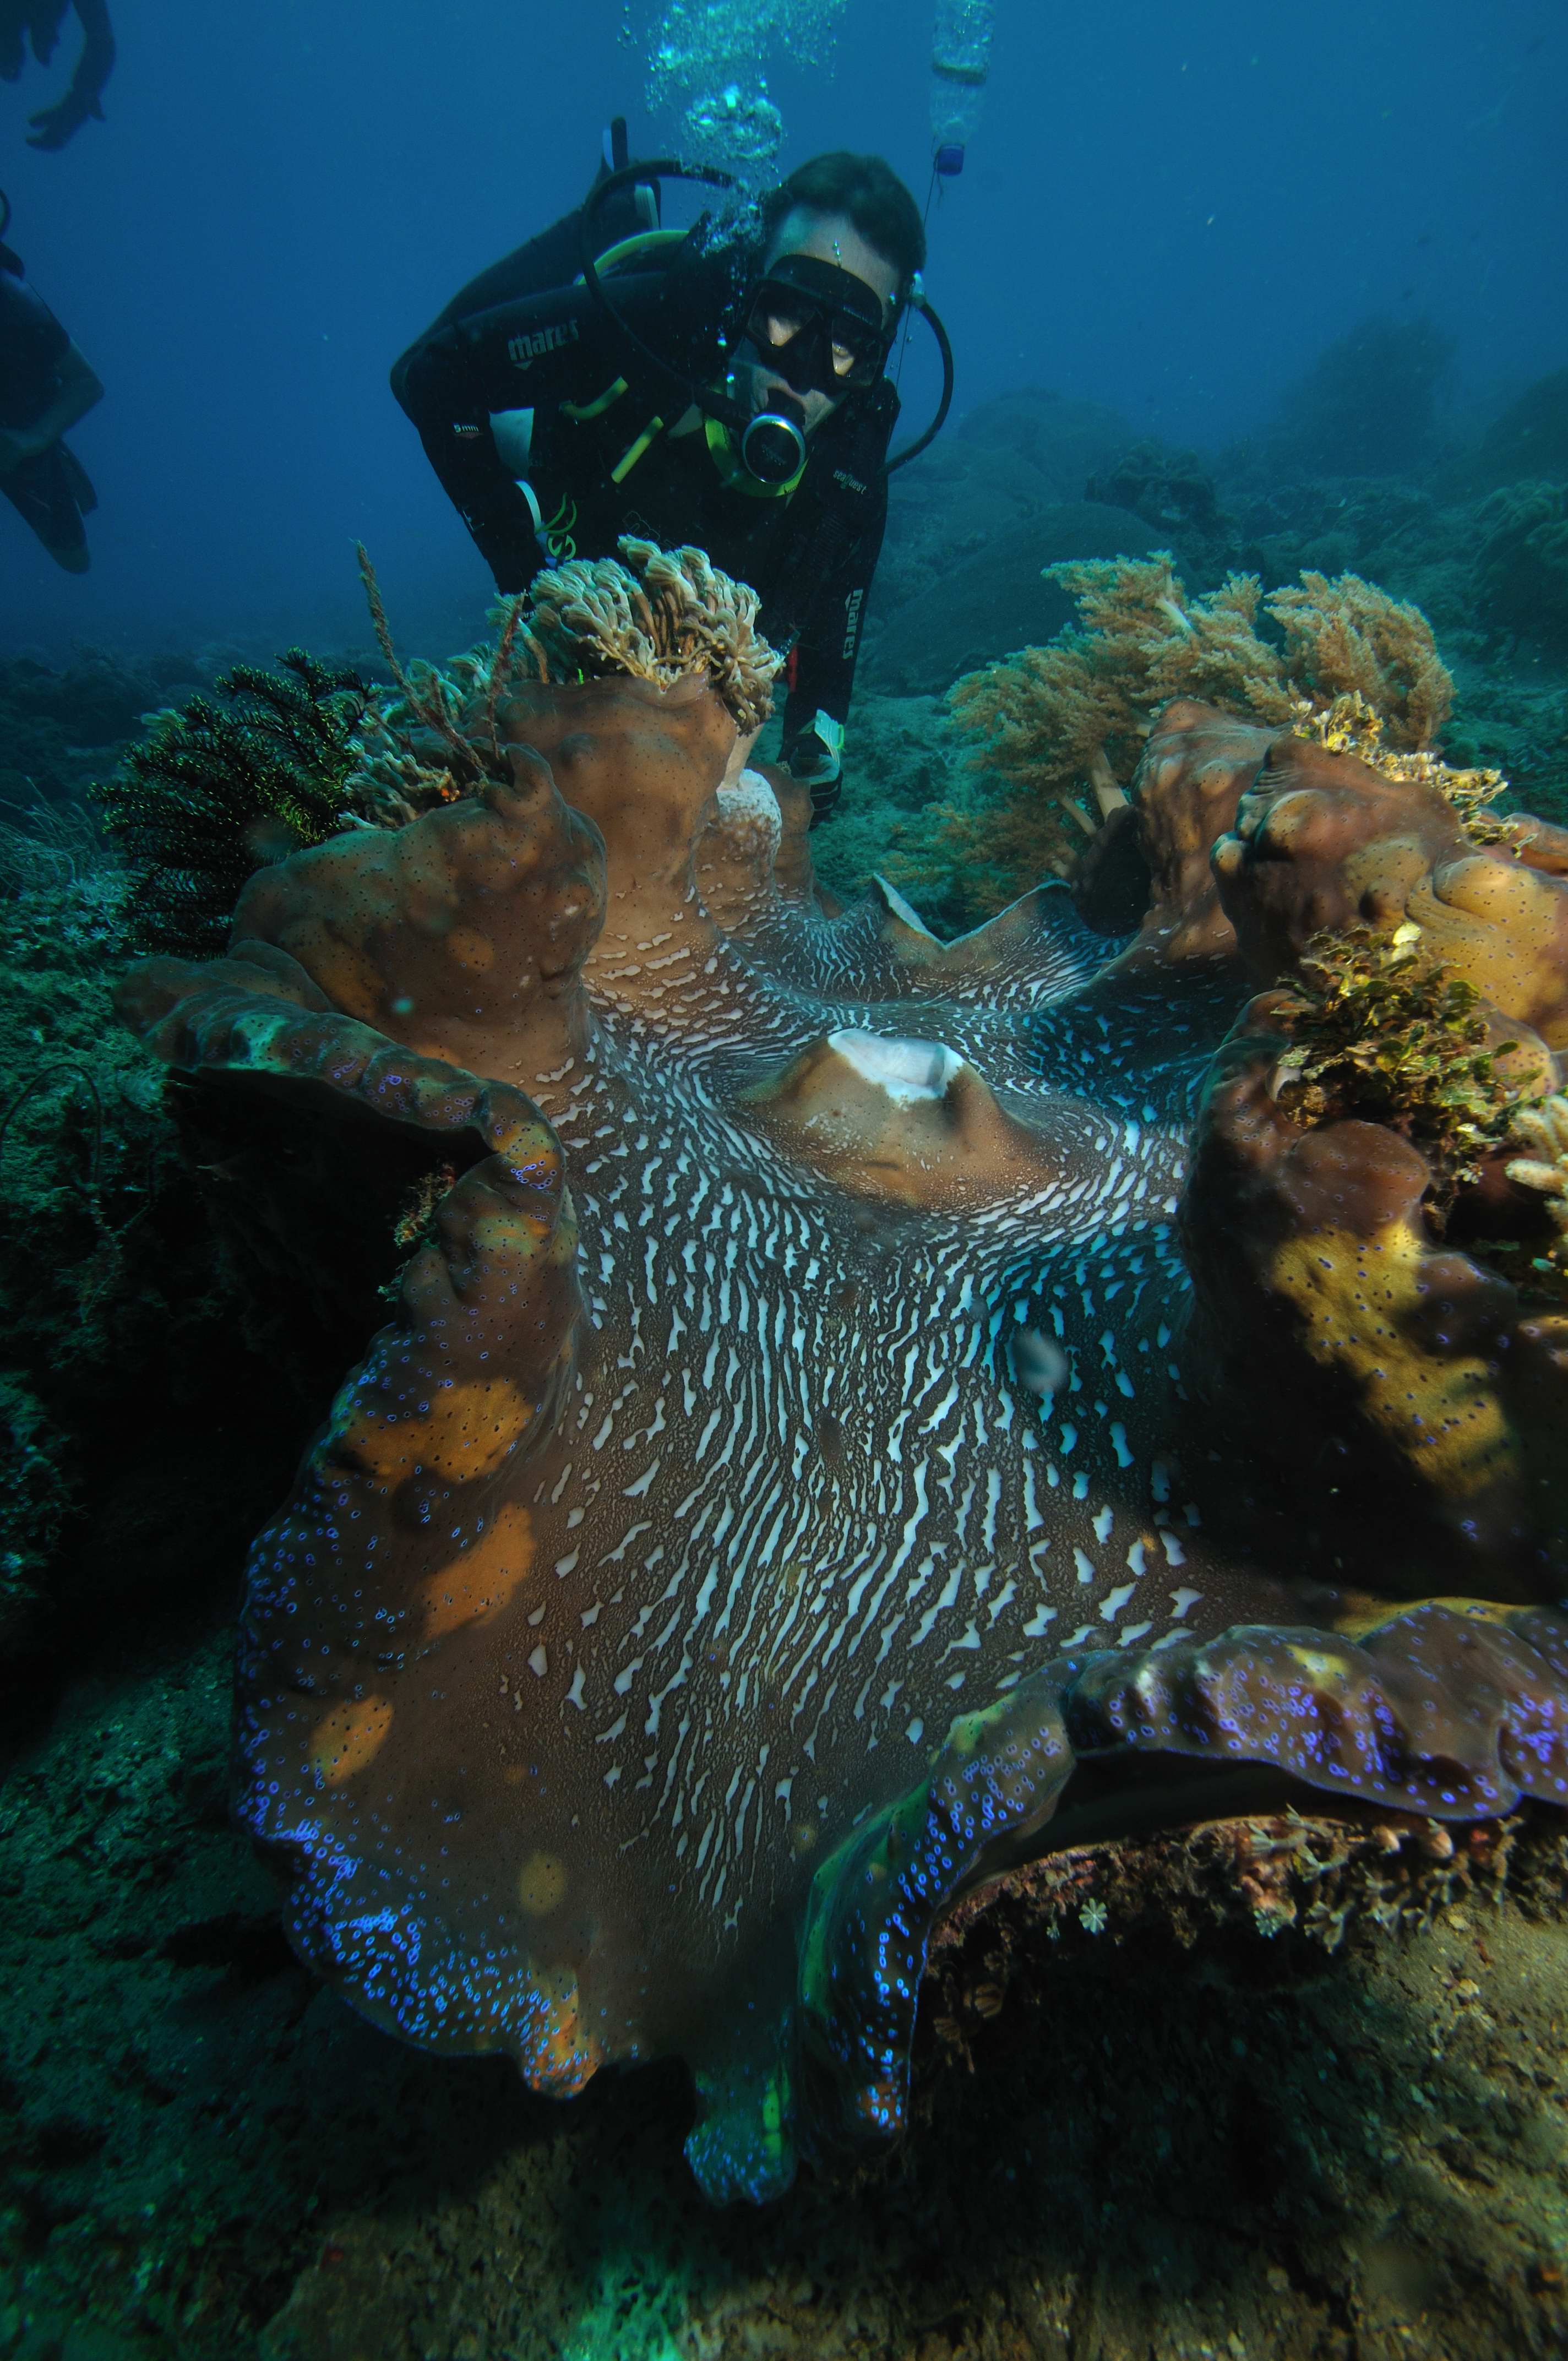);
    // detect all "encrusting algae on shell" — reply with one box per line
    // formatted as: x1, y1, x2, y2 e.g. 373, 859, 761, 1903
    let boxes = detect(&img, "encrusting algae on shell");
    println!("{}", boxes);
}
1267, 920, 1526, 1204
